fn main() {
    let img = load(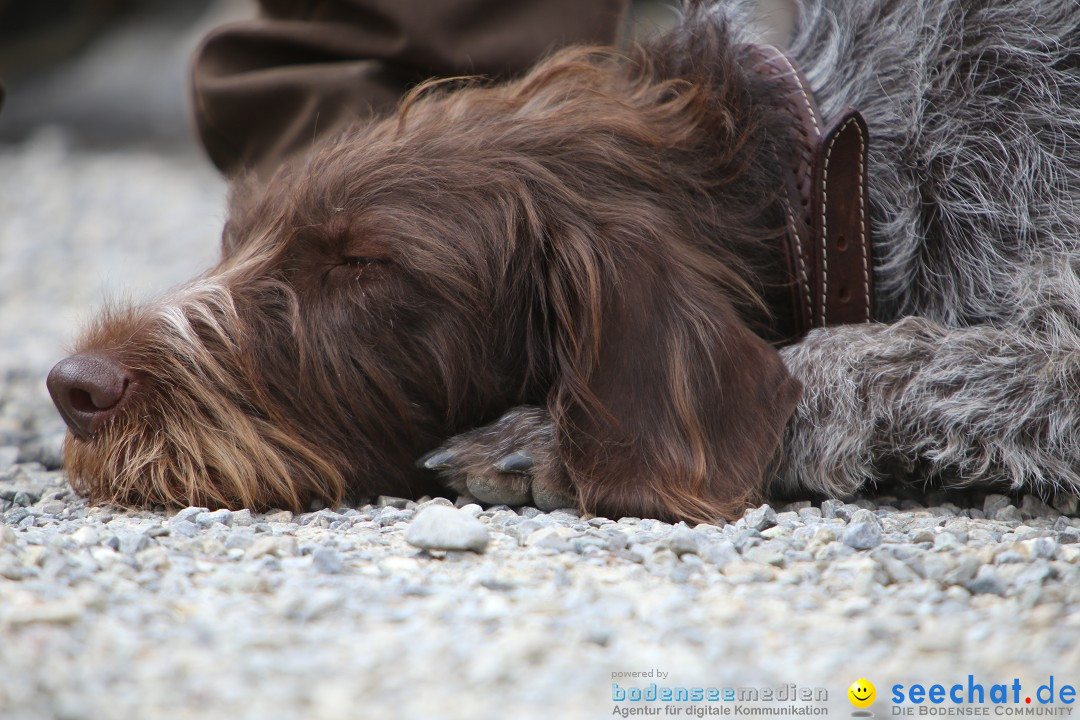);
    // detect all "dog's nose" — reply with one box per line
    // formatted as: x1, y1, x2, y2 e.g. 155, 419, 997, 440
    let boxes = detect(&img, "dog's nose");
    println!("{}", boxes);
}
47, 353, 133, 438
